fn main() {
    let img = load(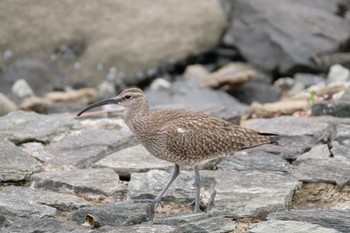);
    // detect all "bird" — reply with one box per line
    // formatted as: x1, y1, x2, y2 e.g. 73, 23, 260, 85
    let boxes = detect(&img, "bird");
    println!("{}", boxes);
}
77, 88, 280, 213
